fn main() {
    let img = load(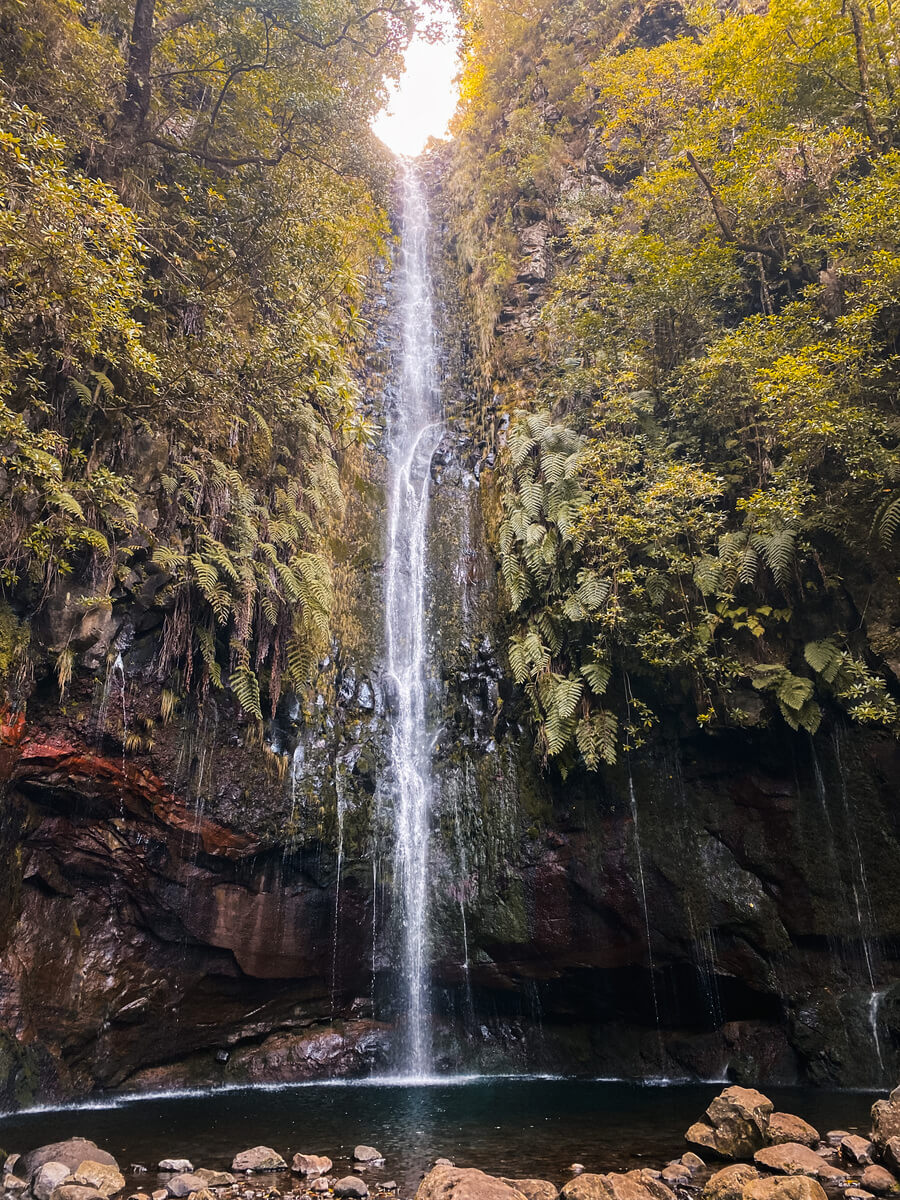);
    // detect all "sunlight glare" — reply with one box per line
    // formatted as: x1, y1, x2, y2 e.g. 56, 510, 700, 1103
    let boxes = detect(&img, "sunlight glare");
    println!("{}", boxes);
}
372, 8, 460, 158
